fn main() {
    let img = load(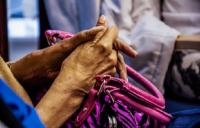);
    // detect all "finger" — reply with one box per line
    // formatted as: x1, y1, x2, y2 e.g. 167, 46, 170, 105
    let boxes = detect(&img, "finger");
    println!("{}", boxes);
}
96, 15, 107, 27
97, 26, 118, 53
96, 15, 137, 58
55, 26, 105, 53
108, 49, 118, 66
67, 26, 105, 45
116, 52, 127, 80
114, 38, 137, 58
103, 67, 116, 76
96, 50, 117, 76
92, 27, 108, 44
92, 15, 108, 44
